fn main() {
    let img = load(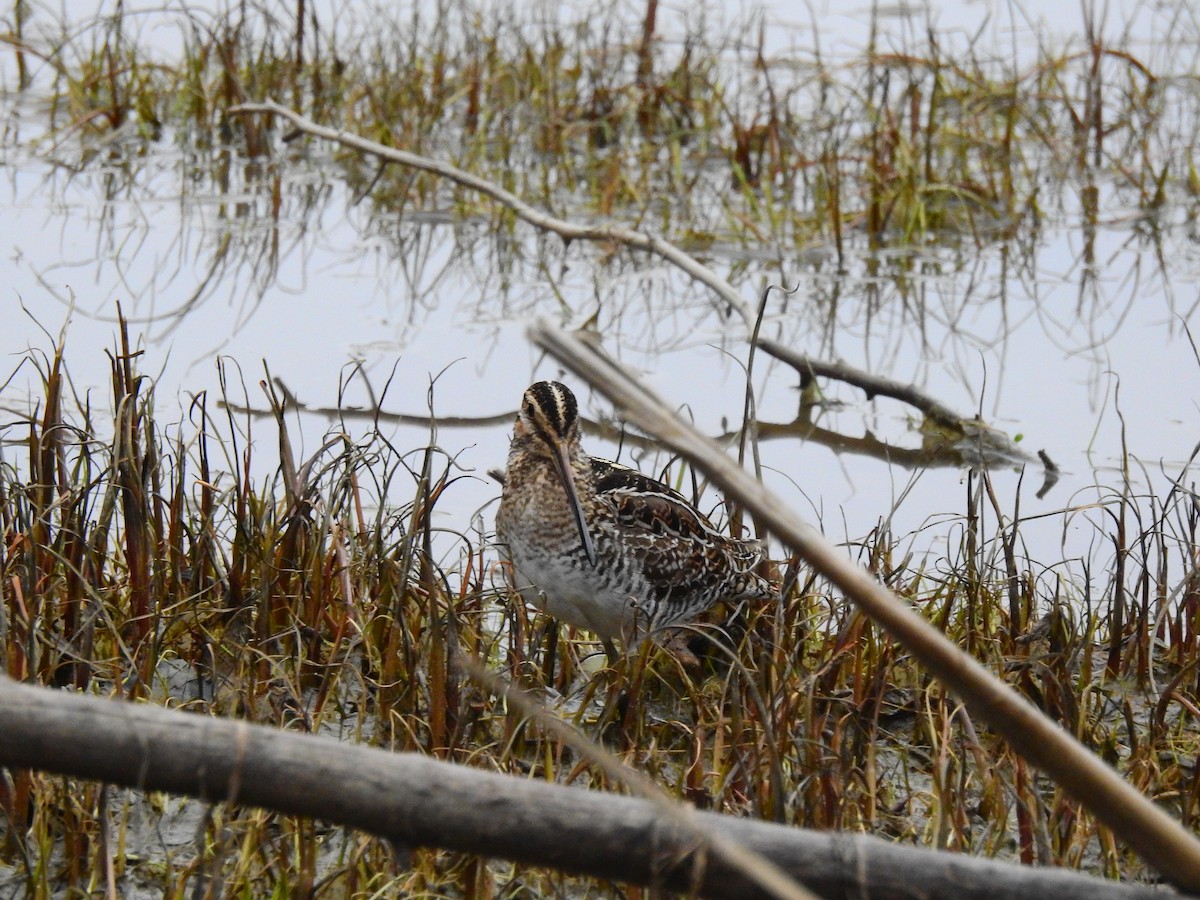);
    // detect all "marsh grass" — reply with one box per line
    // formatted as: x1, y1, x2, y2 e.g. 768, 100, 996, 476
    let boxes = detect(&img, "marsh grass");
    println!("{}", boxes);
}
12, 0, 1198, 253
3, 0, 1200, 895
1, 322, 1199, 895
